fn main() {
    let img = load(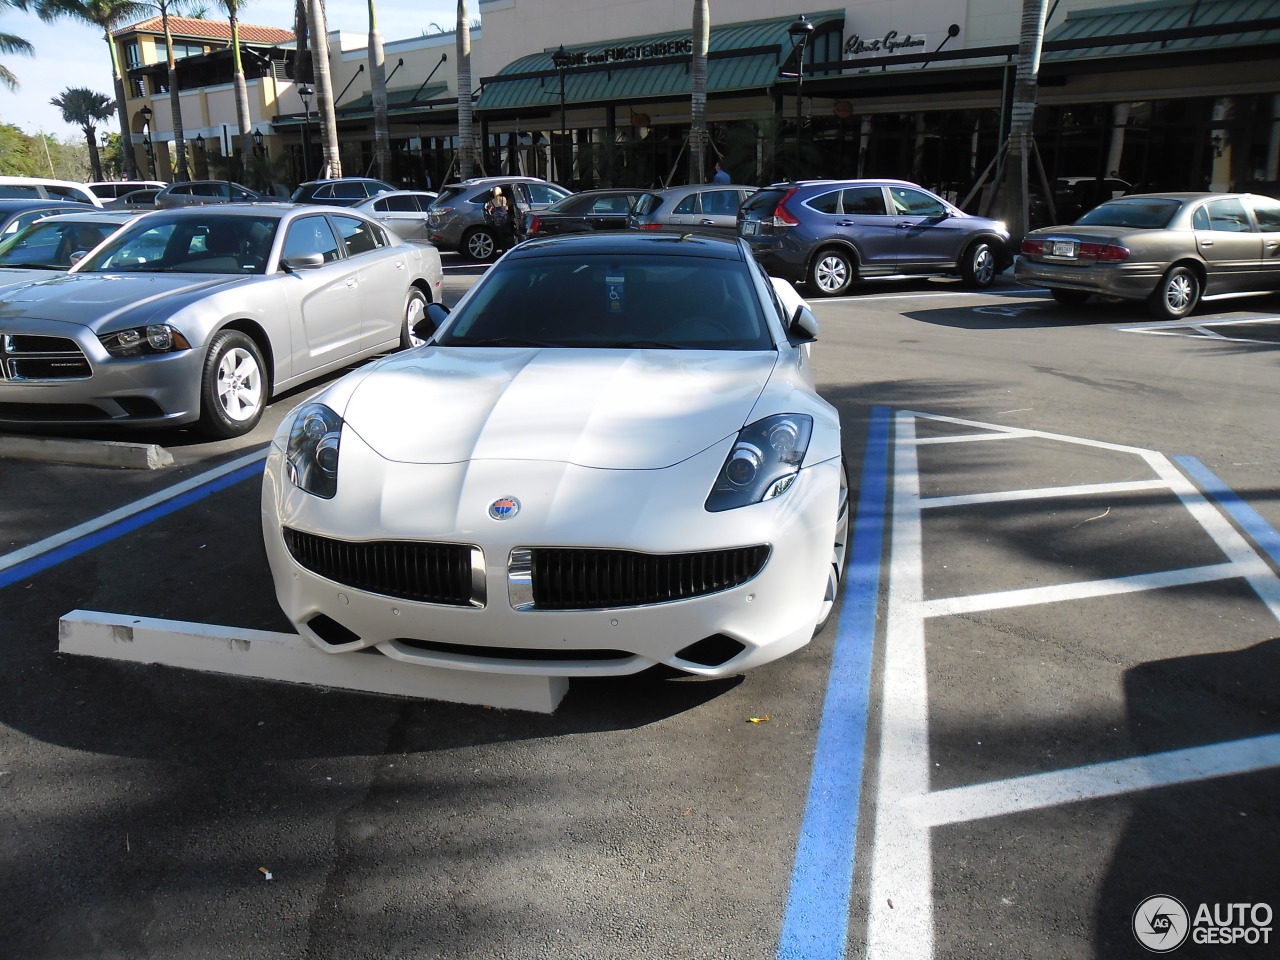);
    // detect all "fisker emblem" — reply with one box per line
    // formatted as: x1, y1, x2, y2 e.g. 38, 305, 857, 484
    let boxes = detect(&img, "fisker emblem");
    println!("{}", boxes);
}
488, 497, 520, 520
